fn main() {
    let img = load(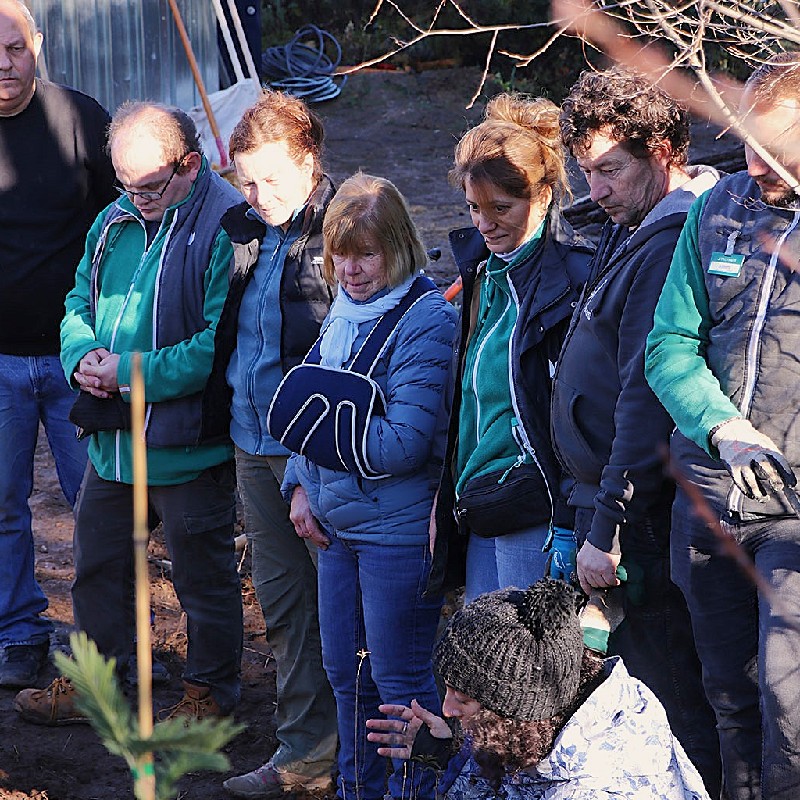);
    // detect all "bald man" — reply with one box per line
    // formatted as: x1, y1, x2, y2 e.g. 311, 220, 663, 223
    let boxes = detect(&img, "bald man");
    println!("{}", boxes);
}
14, 102, 243, 725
